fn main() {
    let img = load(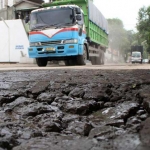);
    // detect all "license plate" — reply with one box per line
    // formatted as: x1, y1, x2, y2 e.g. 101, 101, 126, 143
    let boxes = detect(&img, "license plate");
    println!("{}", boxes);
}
46, 47, 55, 51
